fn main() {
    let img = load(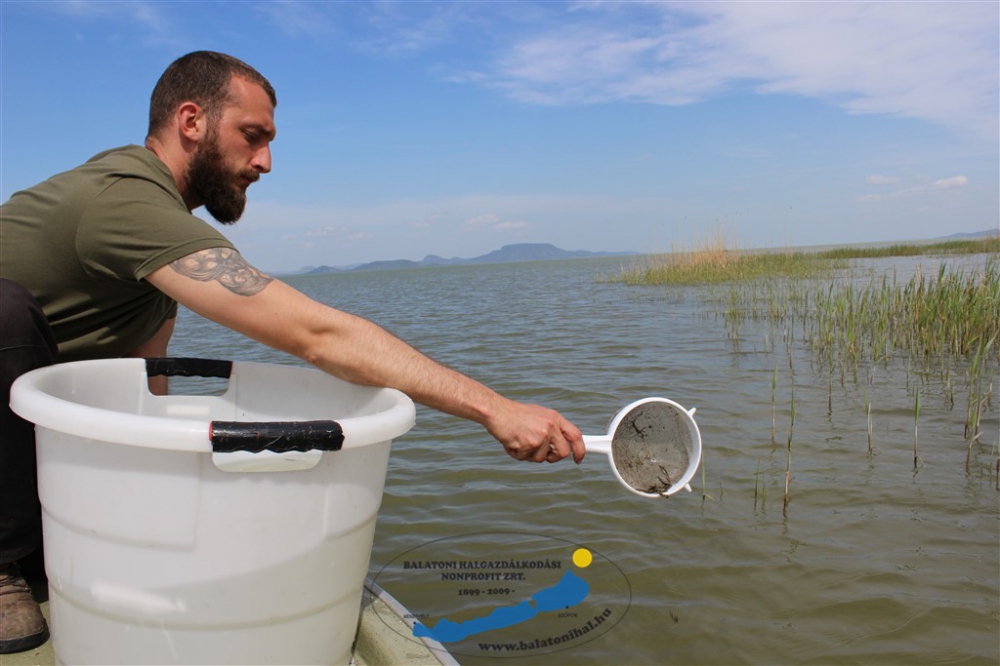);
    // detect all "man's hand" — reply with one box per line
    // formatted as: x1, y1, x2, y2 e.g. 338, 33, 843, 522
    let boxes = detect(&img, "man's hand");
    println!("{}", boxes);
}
485, 399, 586, 464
